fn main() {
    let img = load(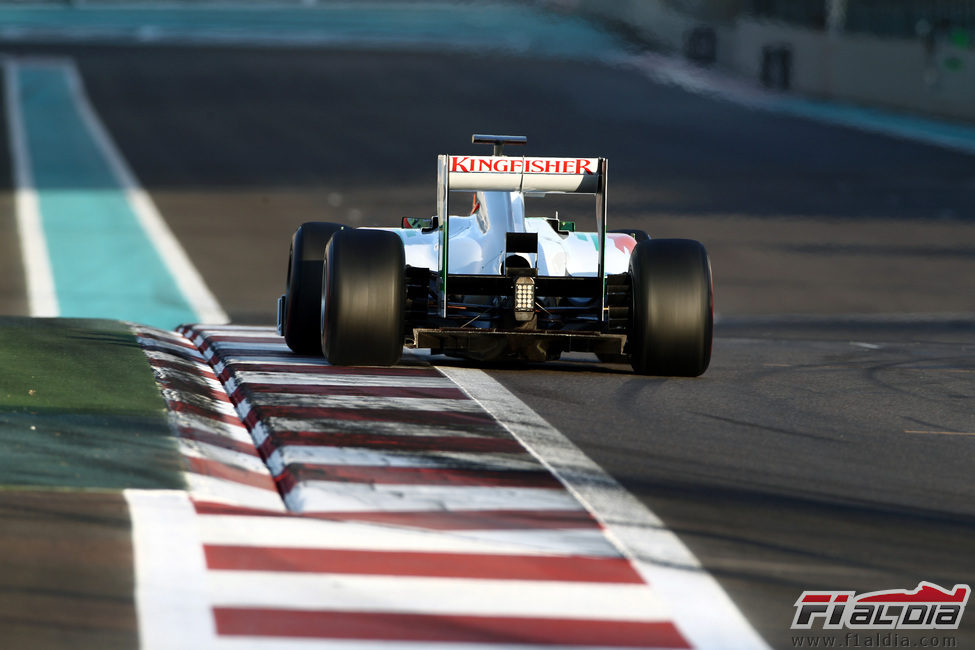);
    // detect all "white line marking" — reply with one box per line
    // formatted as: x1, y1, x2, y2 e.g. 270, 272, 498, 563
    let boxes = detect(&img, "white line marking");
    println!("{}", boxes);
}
207, 341, 292, 353
141, 326, 206, 344
266, 446, 538, 474
192, 324, 272, 332
143, 349, 216, 372
204, 335, 282, 343
170, 410, 254, 442
171, 418, 254, 447
438, 366, 771, 650
162, 388, 240, 415
251, 417, 498, 443
185, 474, 286, 511
178, 438, 271, 475
213, 355, 326, 368
286, 482, 584, 514
207, 571, 669, 621
125, 489, 217, 650
62, 61, 229, 324
198, 514, 620, 557
151, 368, 227, 400
237, 394, 480, 411
3, 58, 58, 317
228, 372, 456, 388
140, 338, 210, 360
